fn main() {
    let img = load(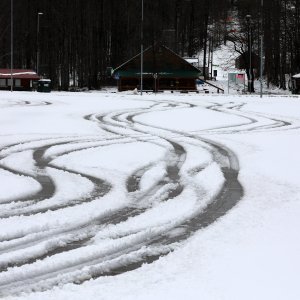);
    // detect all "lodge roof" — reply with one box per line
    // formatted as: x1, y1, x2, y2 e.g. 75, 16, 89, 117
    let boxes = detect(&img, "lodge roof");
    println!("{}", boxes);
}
113, 45, 201, 78
0, 69, 40, 80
